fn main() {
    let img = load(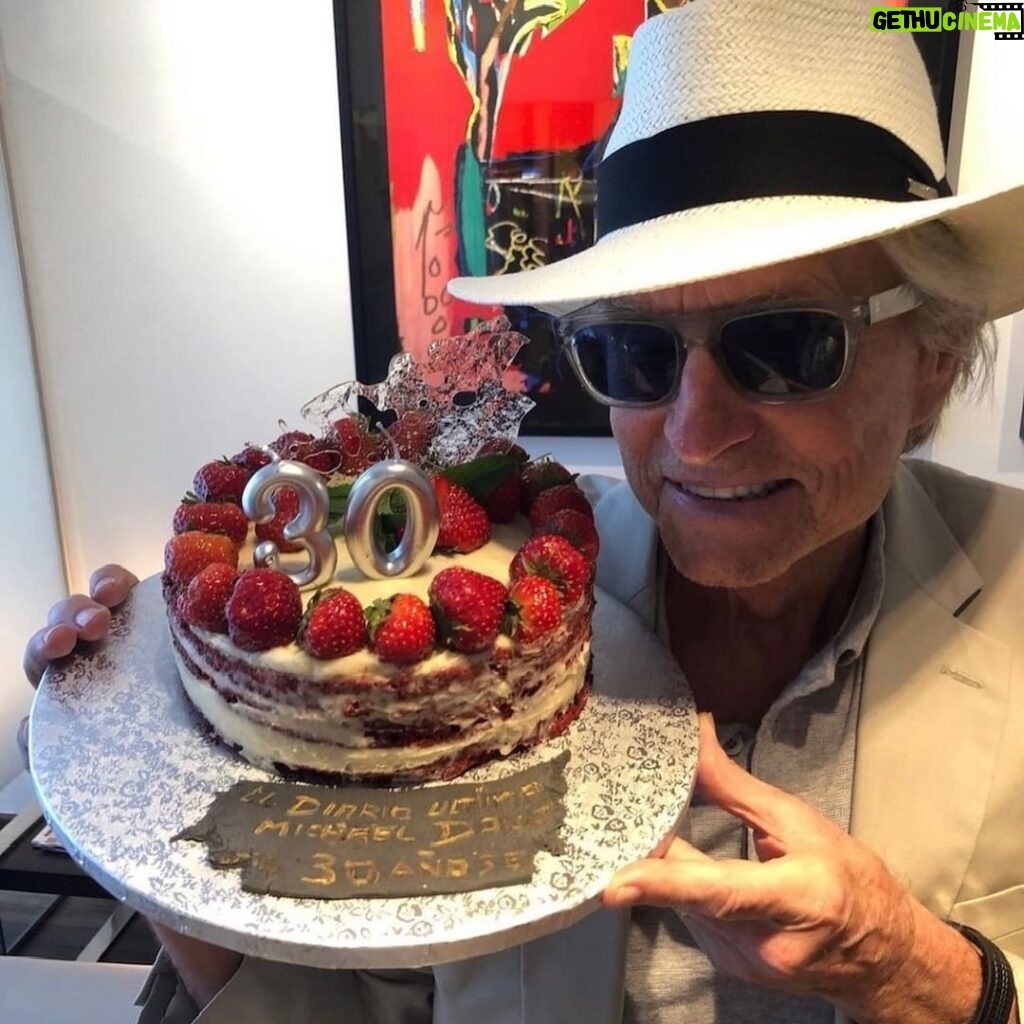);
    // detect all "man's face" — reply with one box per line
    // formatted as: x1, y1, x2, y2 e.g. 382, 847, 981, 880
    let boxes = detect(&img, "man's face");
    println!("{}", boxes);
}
610, 243, 953, 589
